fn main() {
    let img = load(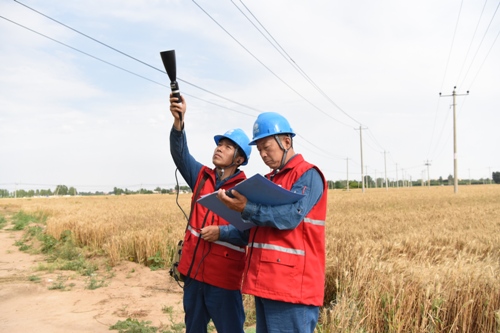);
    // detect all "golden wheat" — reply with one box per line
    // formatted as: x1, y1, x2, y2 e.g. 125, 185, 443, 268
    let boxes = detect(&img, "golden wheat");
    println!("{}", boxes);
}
1, 185, 499, 332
